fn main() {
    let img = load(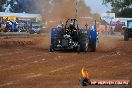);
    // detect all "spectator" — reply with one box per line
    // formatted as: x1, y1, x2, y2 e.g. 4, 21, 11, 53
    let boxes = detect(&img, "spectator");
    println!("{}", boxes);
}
5, 21, 10, 32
